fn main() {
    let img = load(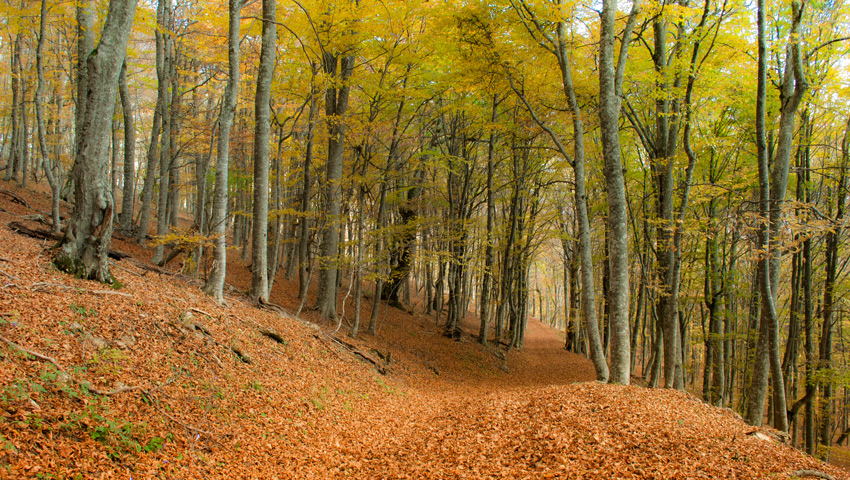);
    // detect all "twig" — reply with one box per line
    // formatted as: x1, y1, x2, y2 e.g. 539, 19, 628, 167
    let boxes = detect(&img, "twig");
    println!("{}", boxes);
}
0, 335, 140, 396
89, 290, 133, 297
336, 268, 356, 334
0, 269, 19, 281
83, 384, 140, 396
295, 263, 315, 318
311, 333, 346, 361
259, 327, 286, 344
109, 260, 144, 277
141, 392, 221, 438
790, 470, 835, 480
128, 258, 167, 275
30, 283, 132, 297
31, 282, 73, 292
209, 351, 224, 368
147, 376, 180, 394
189, 307, 216, 318
1, 335, 59, 364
